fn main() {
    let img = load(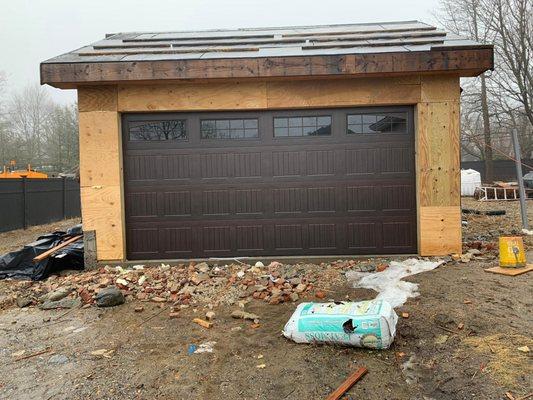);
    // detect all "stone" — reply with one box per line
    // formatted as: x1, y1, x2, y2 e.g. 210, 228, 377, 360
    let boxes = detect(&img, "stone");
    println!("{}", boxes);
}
41, 288, 71, 302
94, 286, 125, 307
134, 306, 144, 312
16, 296, 32, 308
231, 310, 259, 321
315, 290, 326, 299
289, 293, 299, 302
195, 262, 209, 273
48, 354, 69, 364
289, 278, 302, 286
40, 298, 81, 310
116, 278, 128, 287
205, 311, 216, 320
295, 283, 307, 293
254, 261, 264, 268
